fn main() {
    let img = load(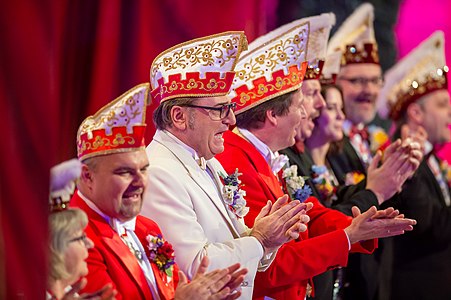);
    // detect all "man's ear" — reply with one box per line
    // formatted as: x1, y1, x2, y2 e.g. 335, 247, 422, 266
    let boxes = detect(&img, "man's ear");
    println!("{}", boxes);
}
266, 109, 278, 126
406, 102, 424, 125
171, 106, 188, 130
80, 164, 94, 187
